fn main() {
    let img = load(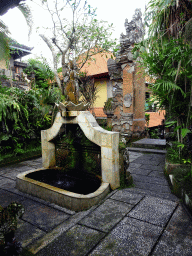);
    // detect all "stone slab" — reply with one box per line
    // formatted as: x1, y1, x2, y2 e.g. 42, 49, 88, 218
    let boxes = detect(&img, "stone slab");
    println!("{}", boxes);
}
152, 205, 192, 255
149, 154, 165, 161
128, 168, 152, 176
0, 177, 15, 186
128, 196, 178, 227
13, 165, 33, 173
152, 230, 192, 256
110, 190, 144, 205
16, 219, 46, 247
129, 152, 144, 158
28, 205, 99, 254
129, 163, 142, 169
127, 147, 167, 154
133, 154, 154, 161
0, 188, 25, 207
0, 178, 16, 190
29, 158, 42, 163
166, 205, 192, 235
148, 171, 165, 177
1, 170, 25, 180
139, 165, 164, 171
132, 174, 169, 186
89, 217, 163, 256
125, 188, 179, 202
134, 181, 171, 193
21, 199, 70, 232
131, 158, 161, 166
0, 167, 13, 175
133, 138, 166, 146
79, 199, 133, 232
36, 224, 105, 256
